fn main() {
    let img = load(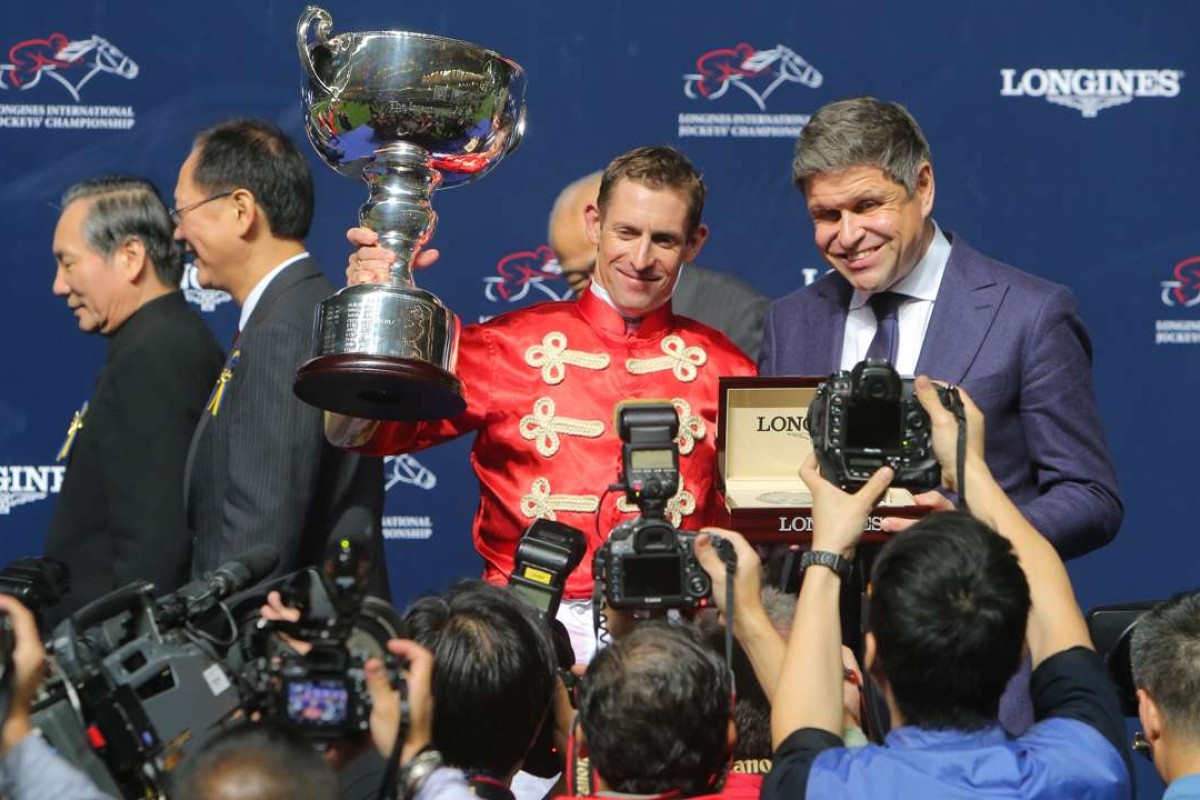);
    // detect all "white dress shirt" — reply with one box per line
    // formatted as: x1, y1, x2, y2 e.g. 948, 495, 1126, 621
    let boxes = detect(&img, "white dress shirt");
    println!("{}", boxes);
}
839, 223, 951, 377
